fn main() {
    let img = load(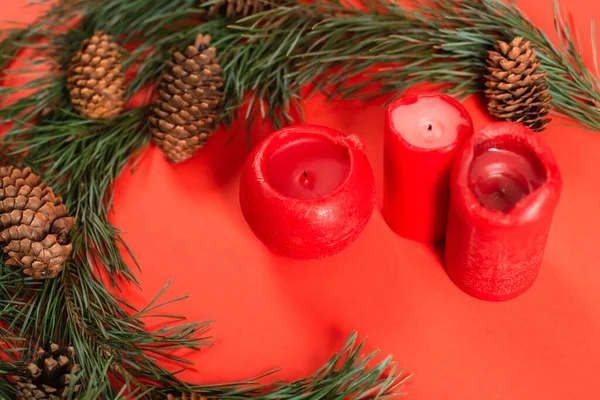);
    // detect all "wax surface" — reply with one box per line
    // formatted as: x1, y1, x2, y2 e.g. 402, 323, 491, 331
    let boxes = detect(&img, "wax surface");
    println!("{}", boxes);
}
266, 137, 351, 199
469, 145, 547, 213
446, 122, 562, 302
391, 96, 469, 149
383, 92, 474, 242
240, 125, 375, 260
